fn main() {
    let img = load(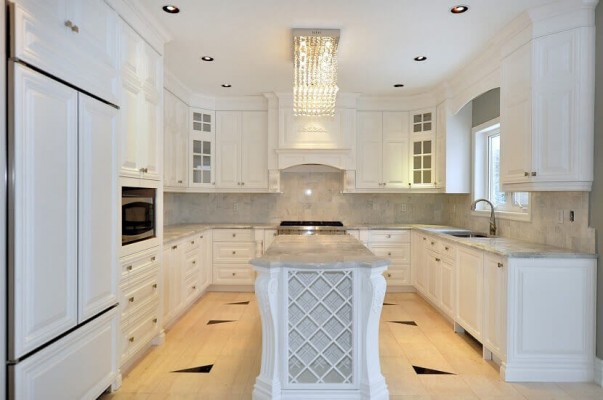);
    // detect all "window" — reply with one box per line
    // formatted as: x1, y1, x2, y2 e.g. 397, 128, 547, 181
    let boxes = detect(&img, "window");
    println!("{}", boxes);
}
473, 119, 530, 220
